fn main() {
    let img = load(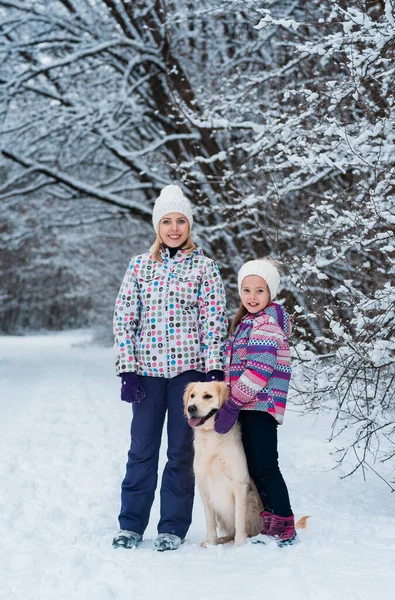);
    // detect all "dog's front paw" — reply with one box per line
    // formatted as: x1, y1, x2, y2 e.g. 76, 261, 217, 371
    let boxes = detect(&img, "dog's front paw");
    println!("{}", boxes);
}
233, 537, 247, 547
217, 536, 233, 545
201, 537, 218, 548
